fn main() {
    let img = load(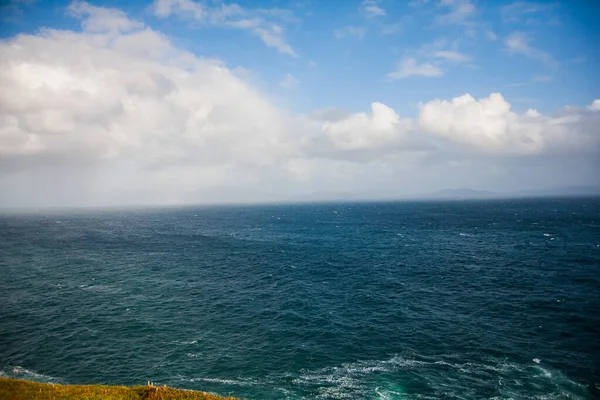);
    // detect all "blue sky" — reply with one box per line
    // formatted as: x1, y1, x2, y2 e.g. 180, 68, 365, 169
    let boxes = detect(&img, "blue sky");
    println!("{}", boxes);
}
0, 0, 598, 206
3, 0, 598, 115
